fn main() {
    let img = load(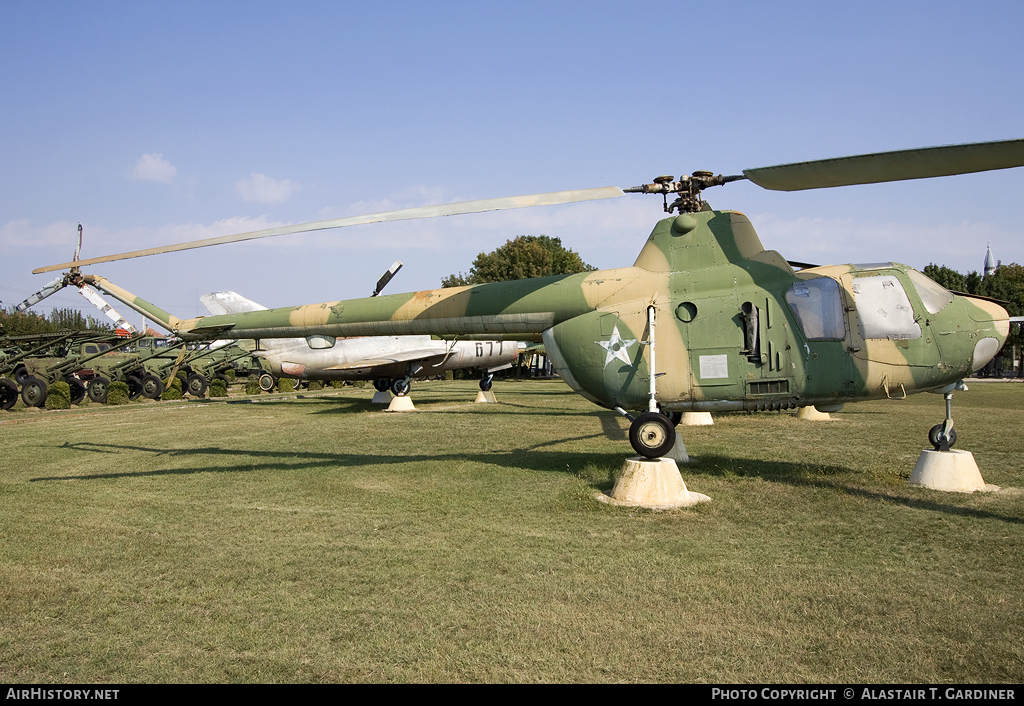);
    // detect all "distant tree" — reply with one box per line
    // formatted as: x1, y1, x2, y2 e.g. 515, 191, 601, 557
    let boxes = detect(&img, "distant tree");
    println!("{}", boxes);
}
0, 306, 112, 336
441, 235, 595, 288
923, 264, 967, 293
